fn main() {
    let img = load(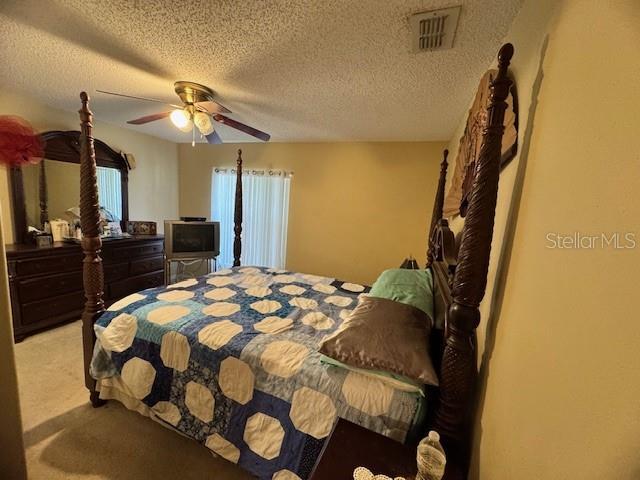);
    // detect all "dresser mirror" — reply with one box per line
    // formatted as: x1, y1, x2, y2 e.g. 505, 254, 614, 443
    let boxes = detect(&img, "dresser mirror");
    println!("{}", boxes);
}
10, 130, 129, 244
